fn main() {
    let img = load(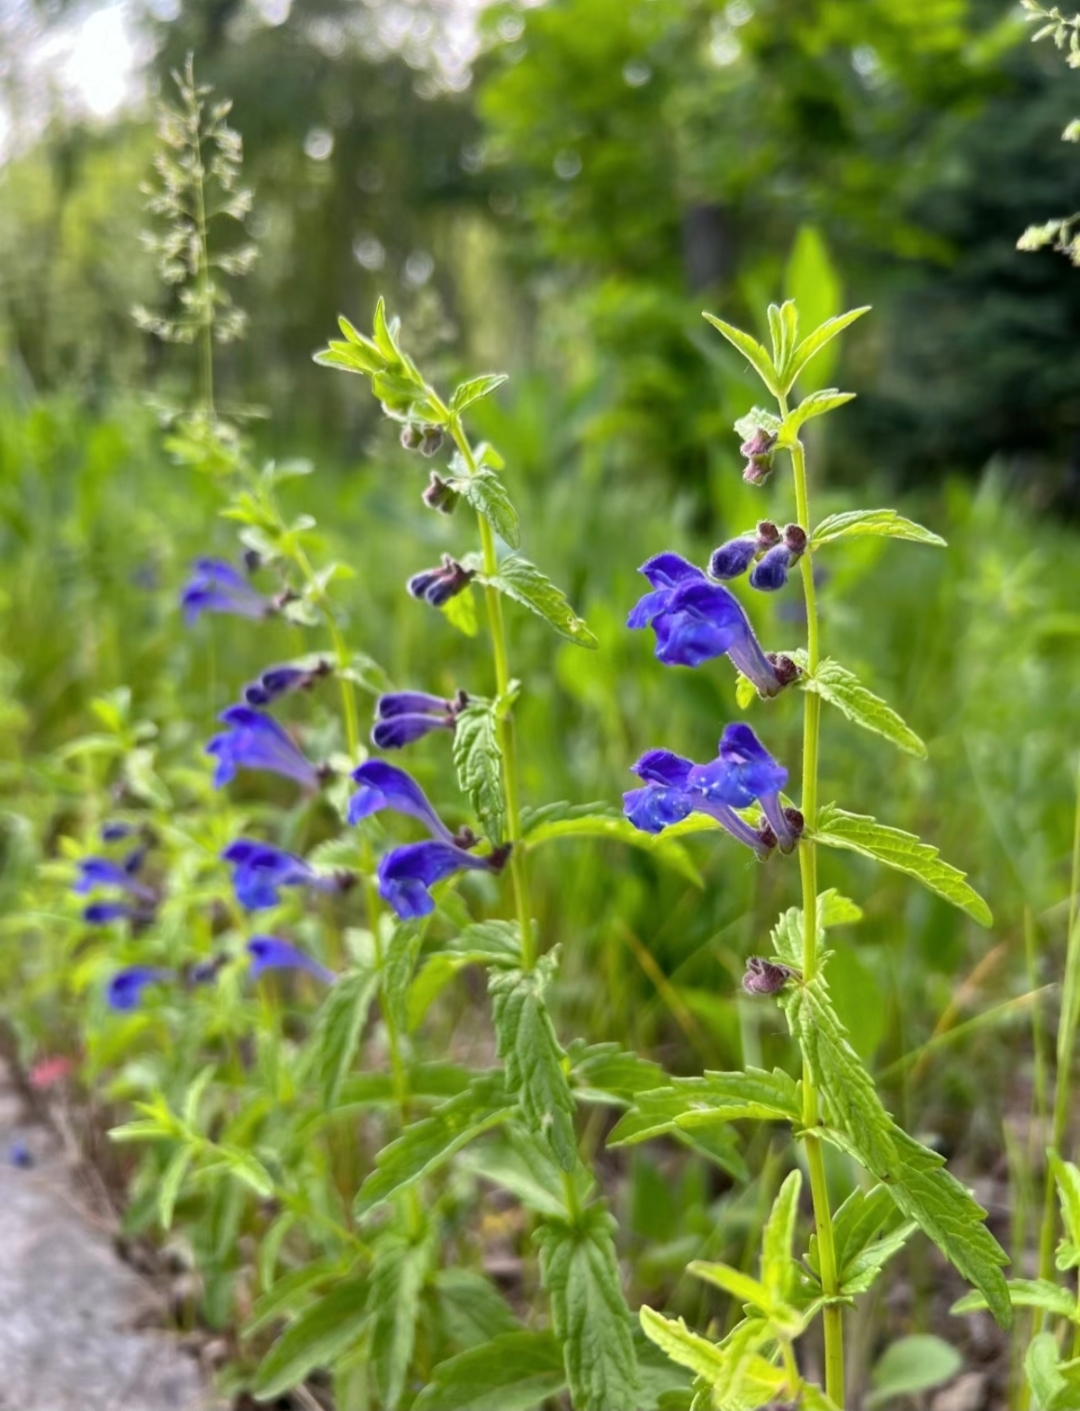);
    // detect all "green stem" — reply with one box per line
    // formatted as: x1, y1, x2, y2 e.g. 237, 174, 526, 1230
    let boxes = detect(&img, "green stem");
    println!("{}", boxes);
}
1036, 757, 1080, 1310
446, 416, 536, 970
785, 407, 844, 1405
